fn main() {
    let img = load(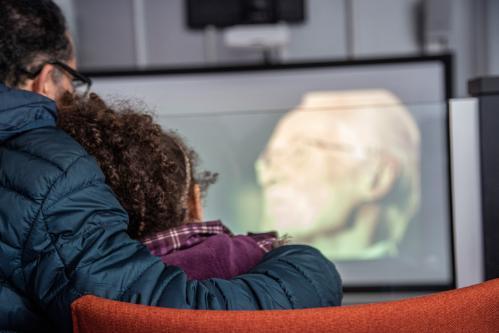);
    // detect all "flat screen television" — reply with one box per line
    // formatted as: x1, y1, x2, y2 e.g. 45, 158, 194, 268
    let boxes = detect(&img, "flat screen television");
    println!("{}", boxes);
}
88, 55, 455, 293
